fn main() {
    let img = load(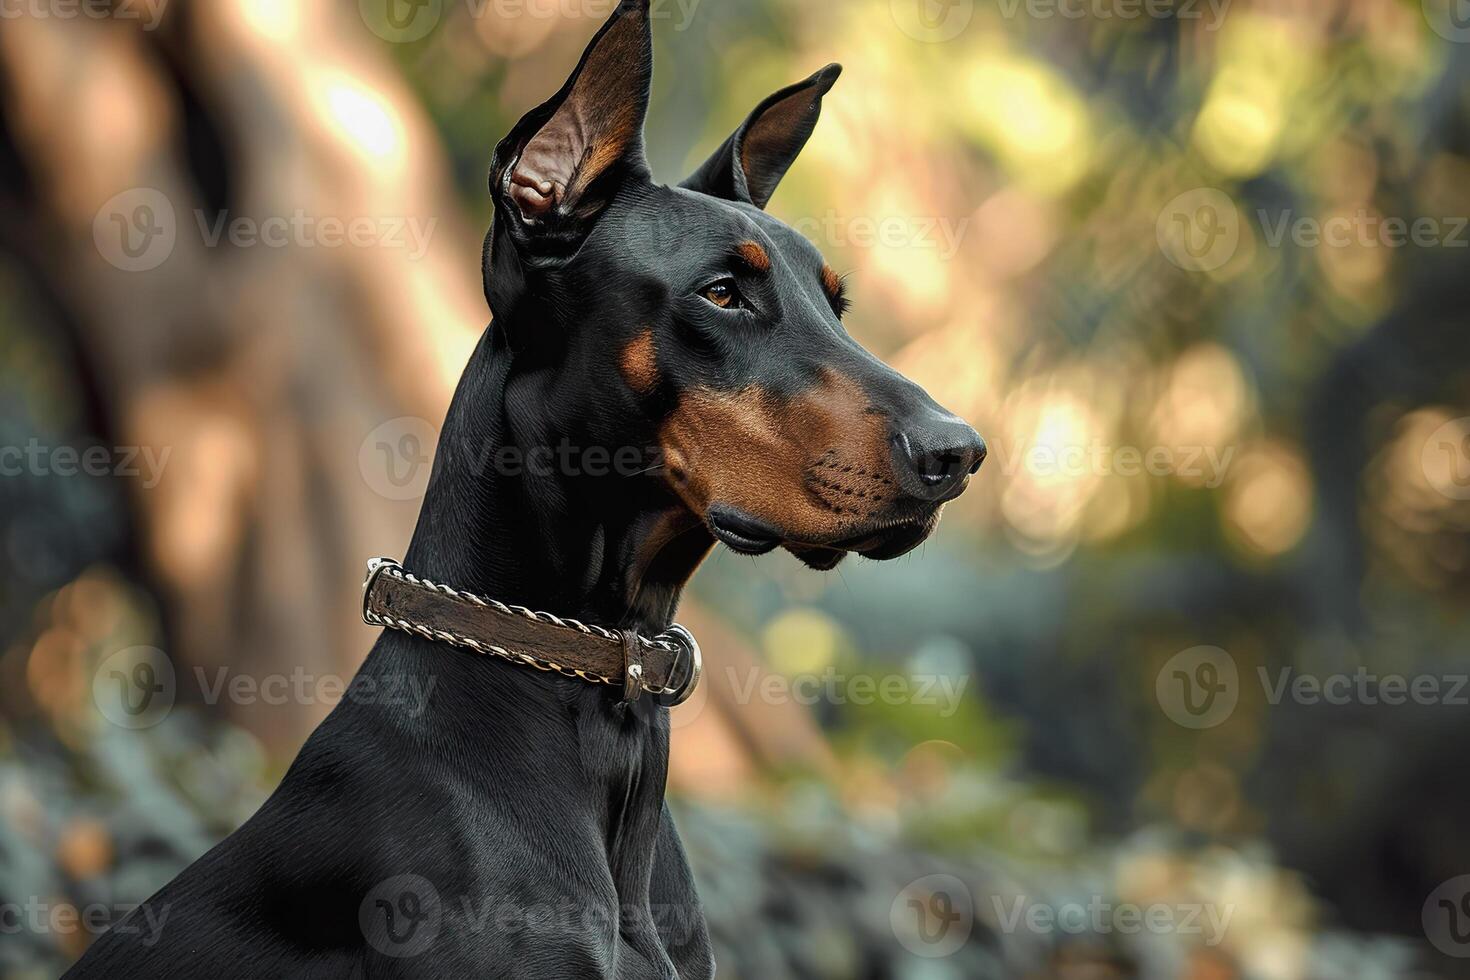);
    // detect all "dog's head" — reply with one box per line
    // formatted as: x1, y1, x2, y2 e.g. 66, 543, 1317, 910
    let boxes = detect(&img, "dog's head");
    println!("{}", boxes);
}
483, 0, 985, 569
